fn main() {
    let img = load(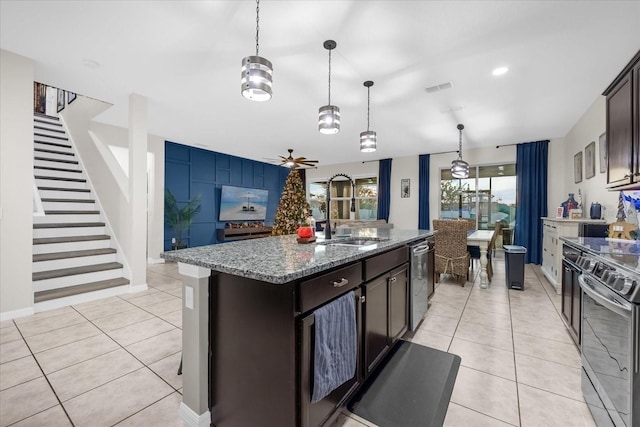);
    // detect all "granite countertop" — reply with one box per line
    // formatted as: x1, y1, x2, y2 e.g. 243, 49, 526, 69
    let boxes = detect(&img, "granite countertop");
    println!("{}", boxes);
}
541, 217, 606, 223
561, 236, 640, 273
162, 228, 433, 284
